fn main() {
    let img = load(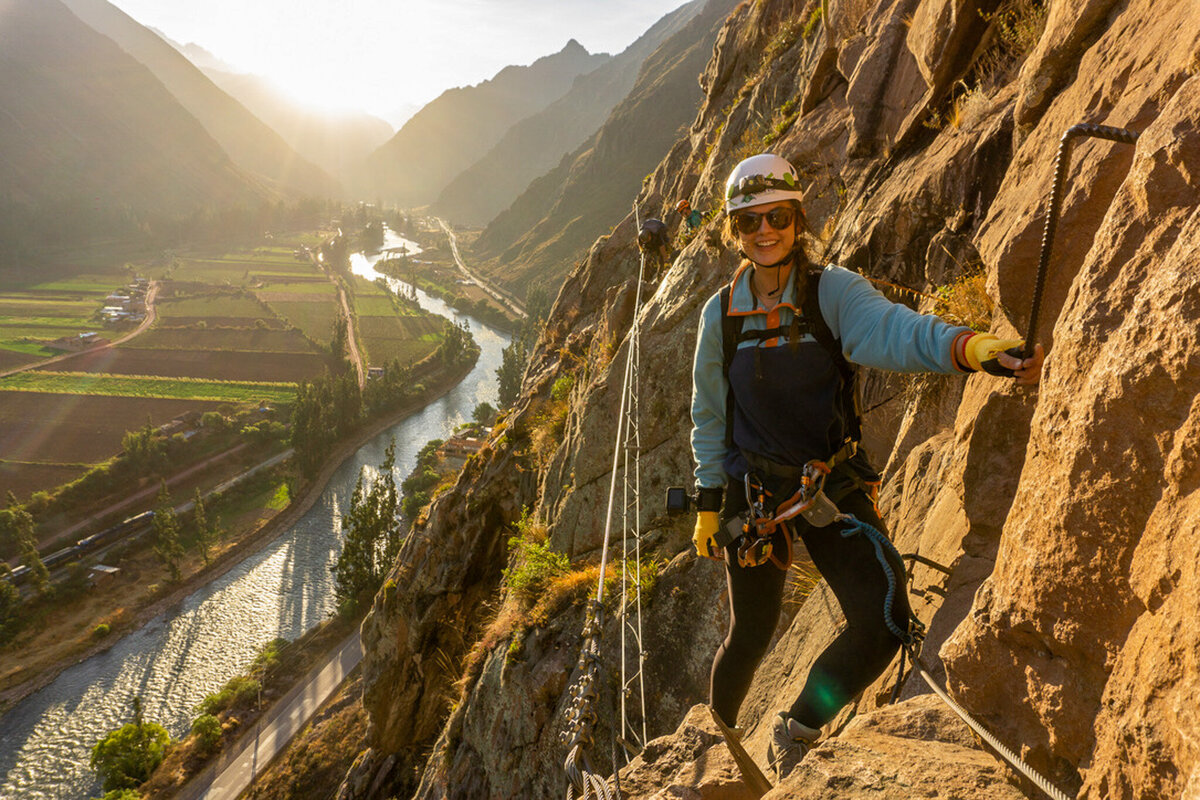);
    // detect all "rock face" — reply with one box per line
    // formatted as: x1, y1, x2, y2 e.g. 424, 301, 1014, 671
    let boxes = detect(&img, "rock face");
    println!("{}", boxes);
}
943, 30, 1200, 800
341, 0, 1200, 798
